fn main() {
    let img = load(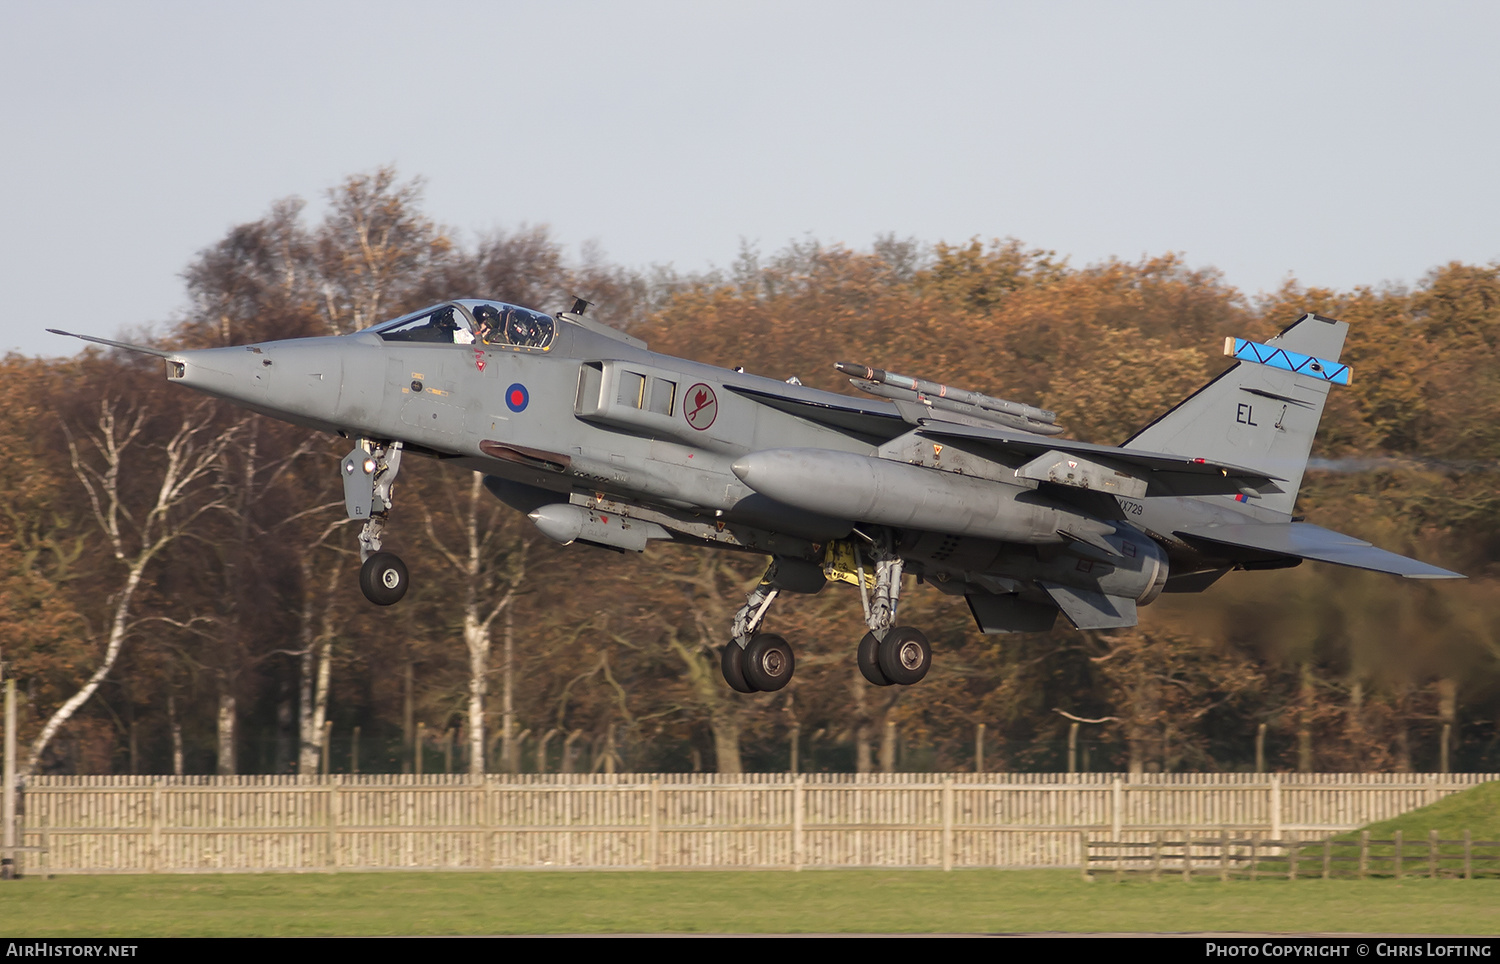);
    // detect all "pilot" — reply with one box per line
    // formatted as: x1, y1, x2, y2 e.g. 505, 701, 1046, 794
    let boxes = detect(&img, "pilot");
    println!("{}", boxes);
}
504, 308, 537, 346
531, 312, 555, 347
472, 304, 501, 344
505, 308, 554, 348
431, 307, 475, 344
407, 307, 459, 343
432, 308, 460, 342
